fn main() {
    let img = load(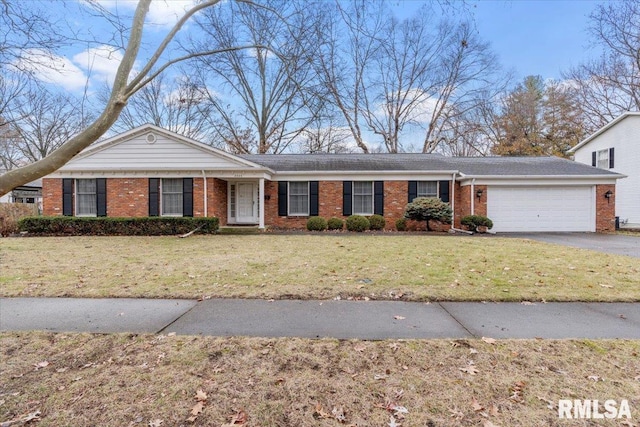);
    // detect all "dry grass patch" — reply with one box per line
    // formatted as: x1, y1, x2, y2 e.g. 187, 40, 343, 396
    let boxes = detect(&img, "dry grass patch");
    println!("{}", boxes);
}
1, 235, 639, 301
1, 332, 638, 426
